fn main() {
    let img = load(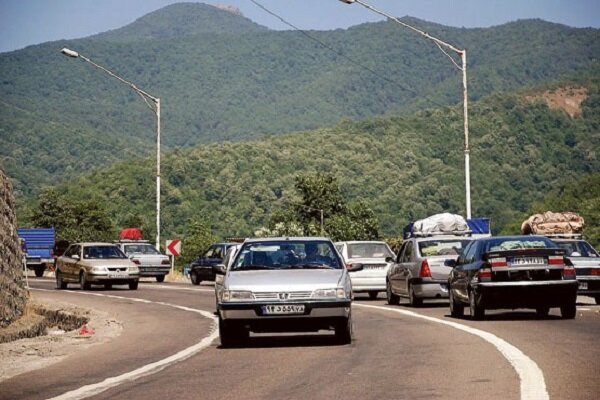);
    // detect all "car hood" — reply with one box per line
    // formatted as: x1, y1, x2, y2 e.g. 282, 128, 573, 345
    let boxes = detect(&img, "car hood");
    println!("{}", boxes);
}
225, 269, 345, 292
